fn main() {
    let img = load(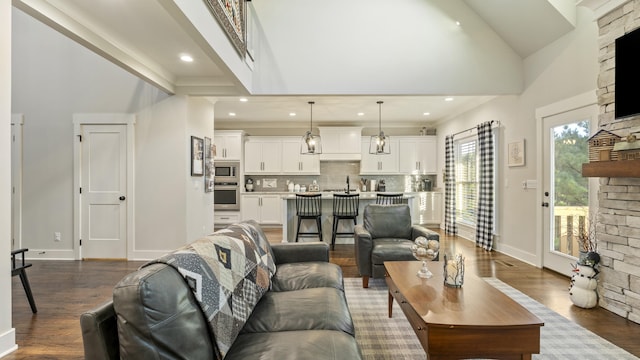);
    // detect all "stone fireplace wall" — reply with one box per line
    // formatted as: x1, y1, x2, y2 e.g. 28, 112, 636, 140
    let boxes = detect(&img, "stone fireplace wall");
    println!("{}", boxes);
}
596, 0, 640, 324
